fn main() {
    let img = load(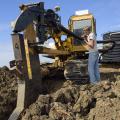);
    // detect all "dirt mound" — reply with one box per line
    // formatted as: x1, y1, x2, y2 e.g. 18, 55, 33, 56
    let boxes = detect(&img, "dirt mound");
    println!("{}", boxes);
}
0, 65, 120, 120
20, 78, 120, 120
0, 66, 17, 120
